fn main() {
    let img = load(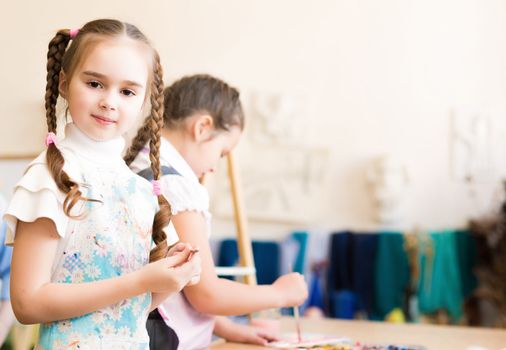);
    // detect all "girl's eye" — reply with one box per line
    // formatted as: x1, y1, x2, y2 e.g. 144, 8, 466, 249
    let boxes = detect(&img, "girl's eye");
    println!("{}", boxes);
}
121, 89, 136, 97
87, 81, 102, 89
